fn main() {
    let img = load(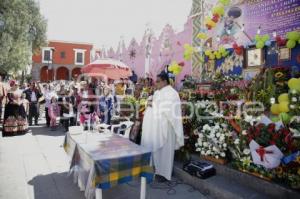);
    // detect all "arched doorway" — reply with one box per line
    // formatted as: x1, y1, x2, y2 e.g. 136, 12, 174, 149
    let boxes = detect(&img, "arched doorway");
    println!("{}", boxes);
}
40, 66, 53, 82
56, 67, 69, 80
72, 68, 81, 80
